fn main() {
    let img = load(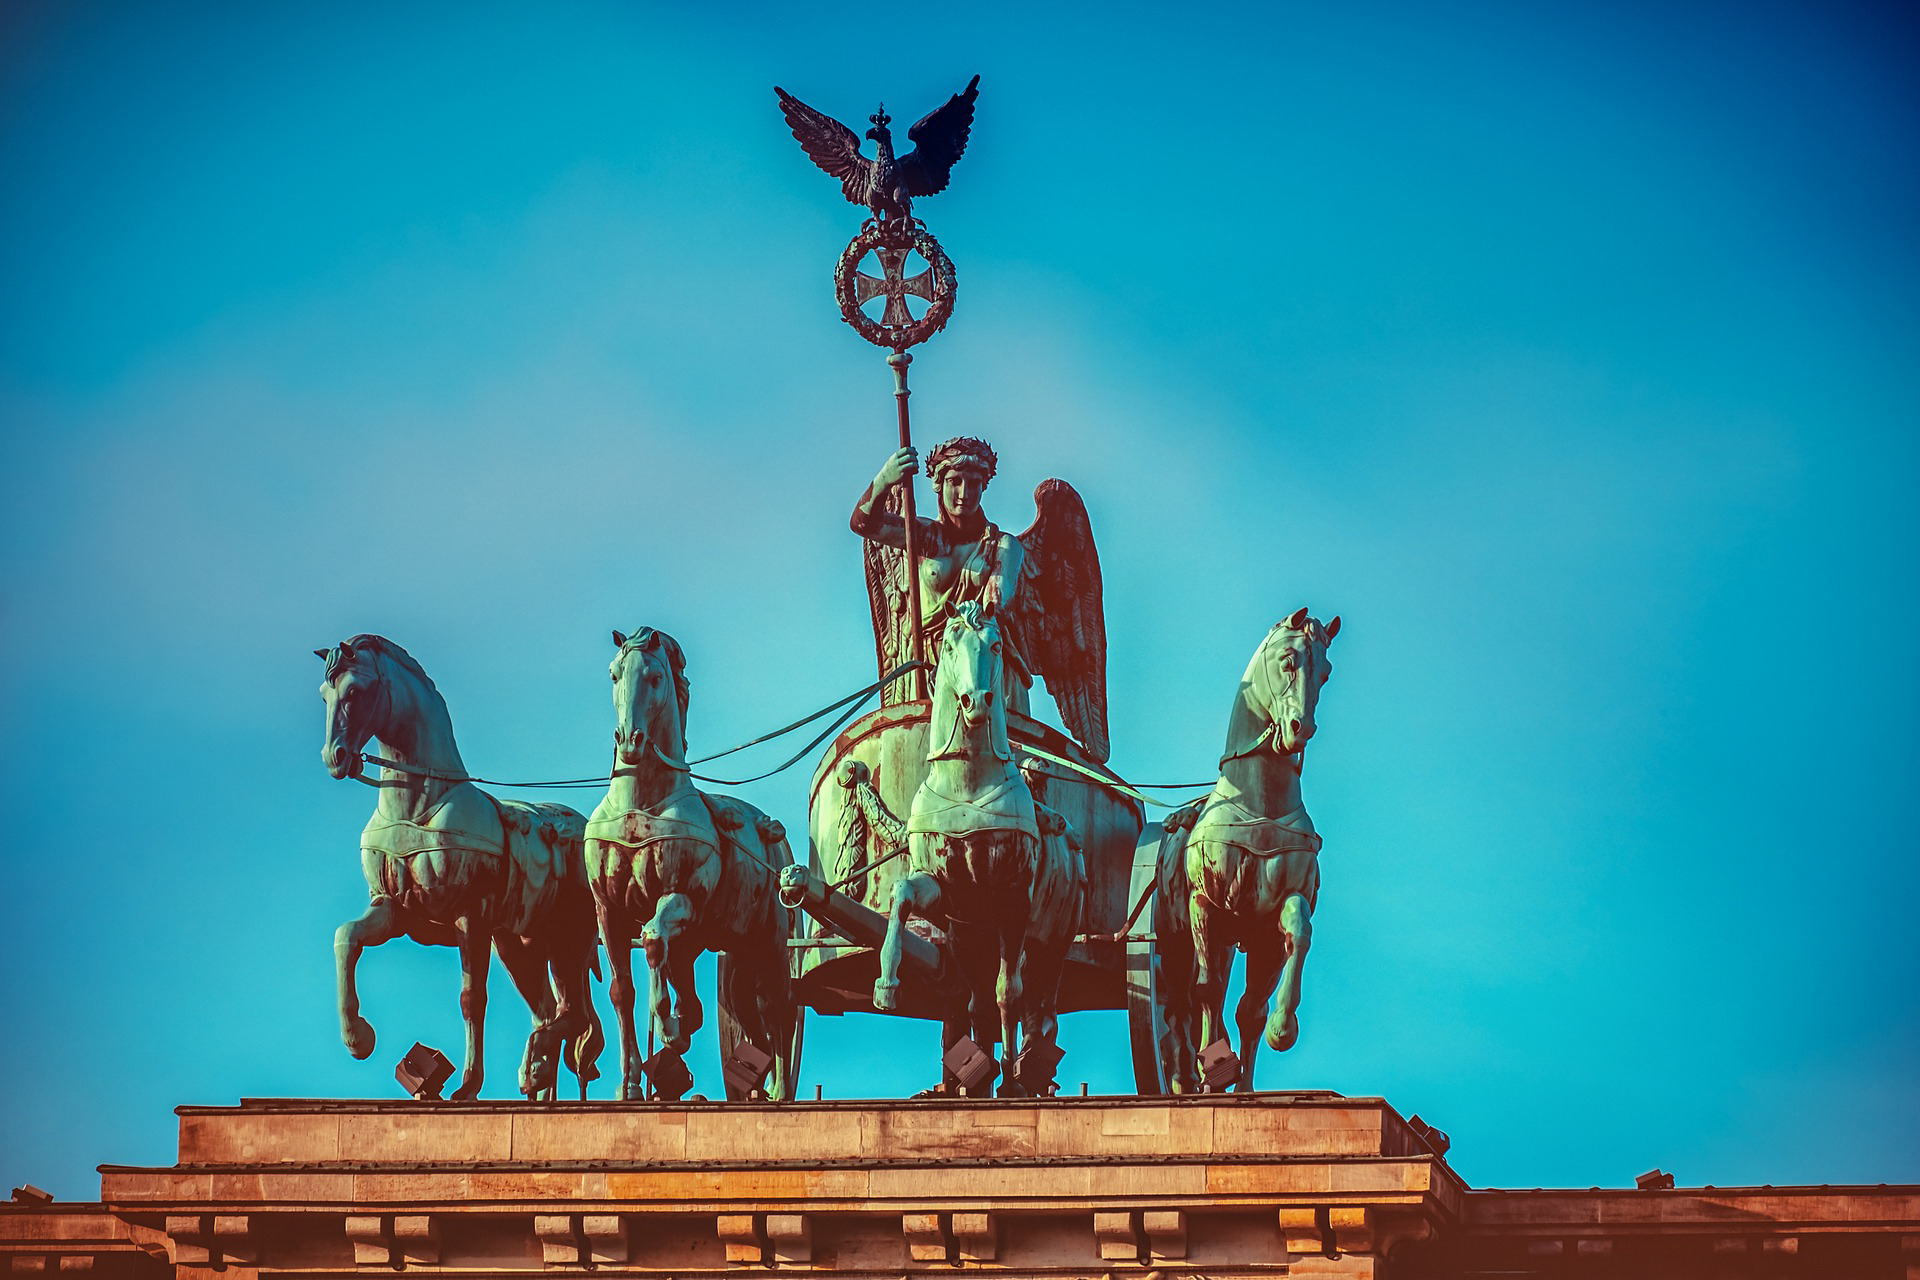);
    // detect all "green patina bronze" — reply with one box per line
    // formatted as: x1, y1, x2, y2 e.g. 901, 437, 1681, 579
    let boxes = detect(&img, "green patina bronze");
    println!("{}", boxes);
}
316, 635, 603, 1101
